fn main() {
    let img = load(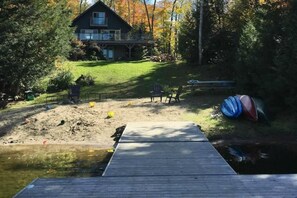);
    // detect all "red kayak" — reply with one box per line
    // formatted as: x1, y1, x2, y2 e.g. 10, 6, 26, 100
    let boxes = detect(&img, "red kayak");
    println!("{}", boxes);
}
239, 95, 258, 121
